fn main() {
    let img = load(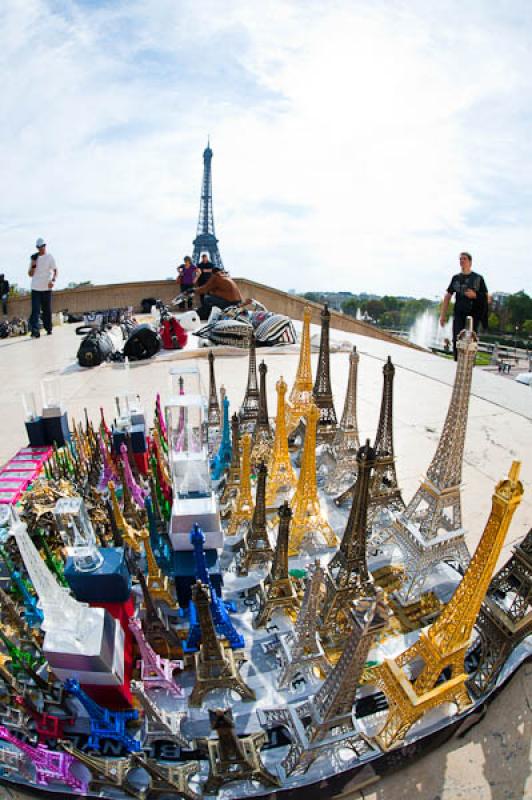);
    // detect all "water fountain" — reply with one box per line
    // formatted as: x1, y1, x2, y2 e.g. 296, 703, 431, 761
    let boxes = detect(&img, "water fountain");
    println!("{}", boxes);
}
409, 308, 452, 350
